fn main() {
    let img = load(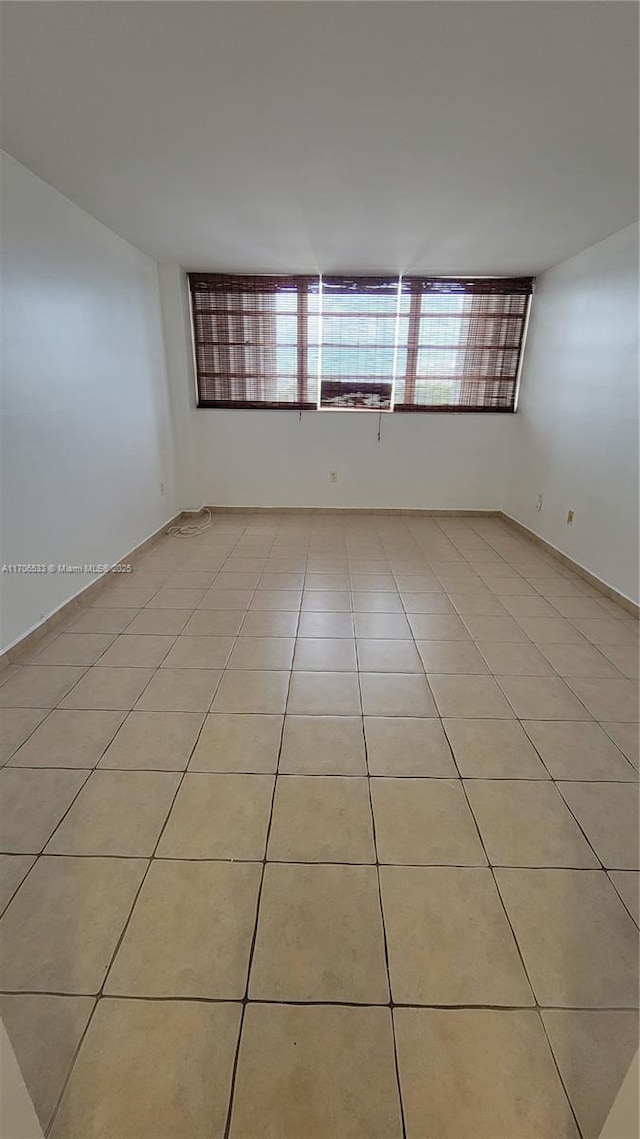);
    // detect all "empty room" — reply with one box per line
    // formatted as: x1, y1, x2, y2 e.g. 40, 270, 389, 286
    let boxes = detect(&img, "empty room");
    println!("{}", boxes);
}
0, 2, 638, 1137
